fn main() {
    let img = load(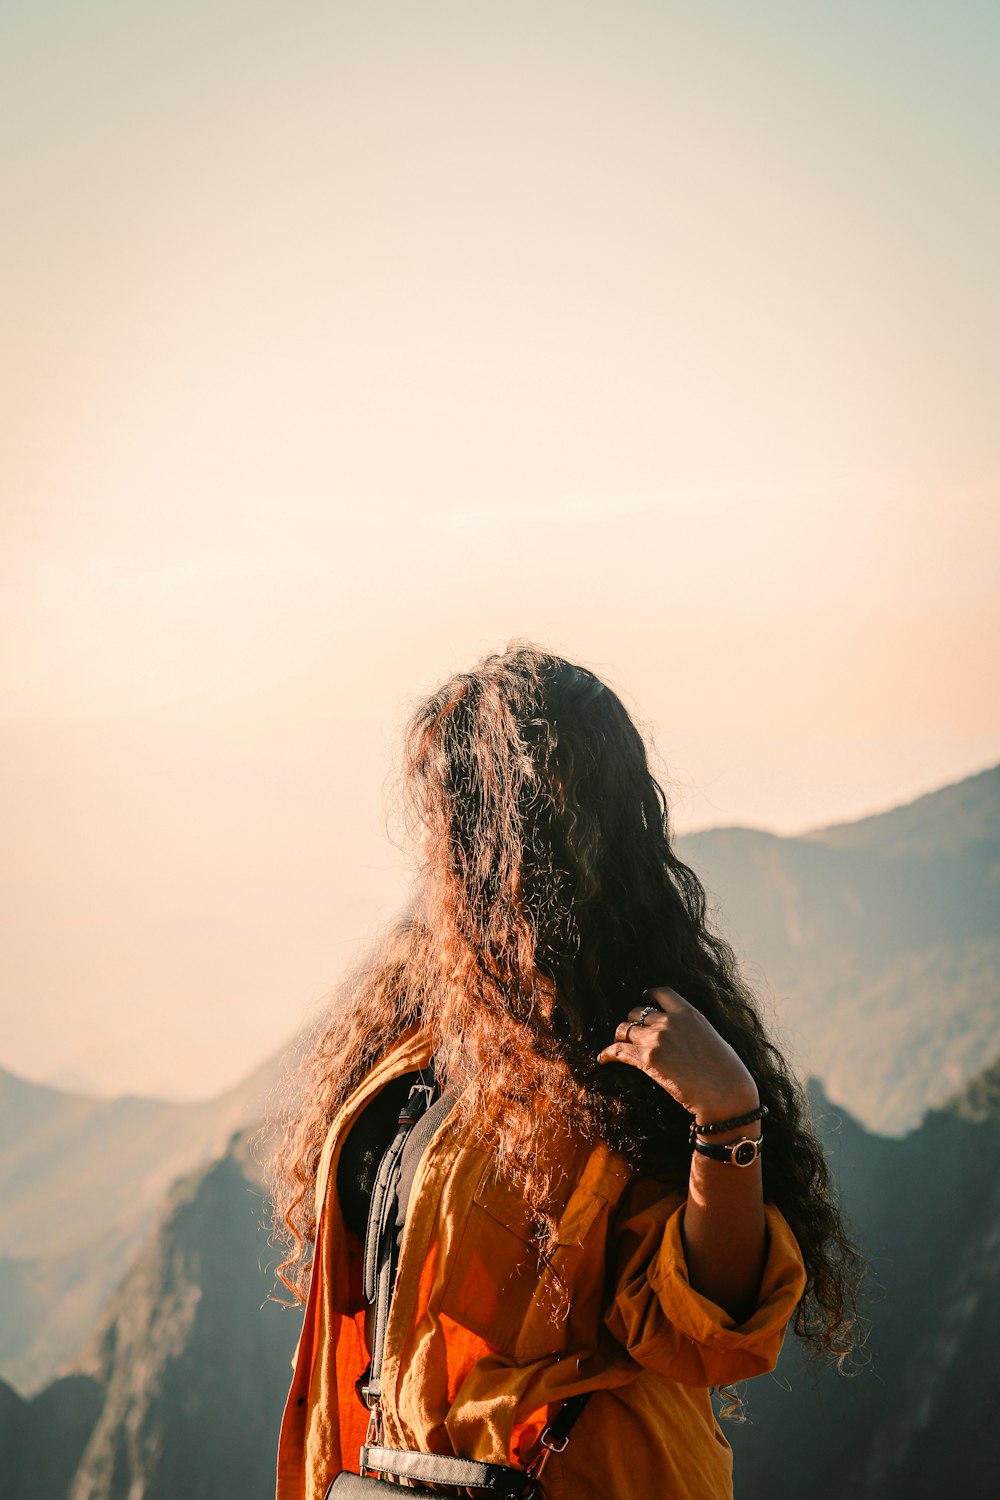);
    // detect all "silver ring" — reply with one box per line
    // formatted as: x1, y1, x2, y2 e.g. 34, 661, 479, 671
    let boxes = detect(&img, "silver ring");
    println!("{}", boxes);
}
623, 1021, 638, 1044
638, 1004, 658, 1027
